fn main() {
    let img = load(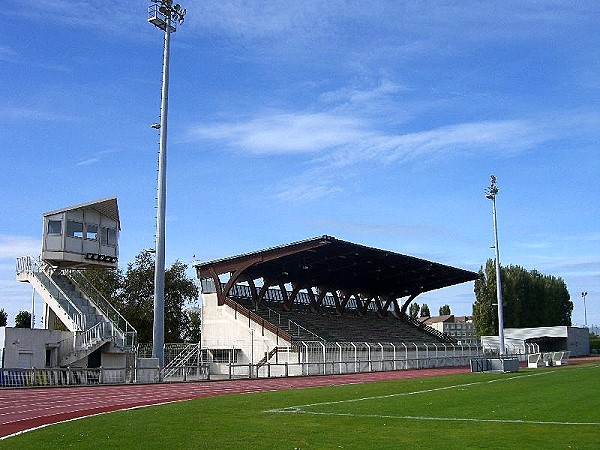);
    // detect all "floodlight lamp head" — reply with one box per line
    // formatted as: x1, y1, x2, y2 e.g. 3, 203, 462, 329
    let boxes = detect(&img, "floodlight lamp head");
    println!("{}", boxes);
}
485, 174, 499, 199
